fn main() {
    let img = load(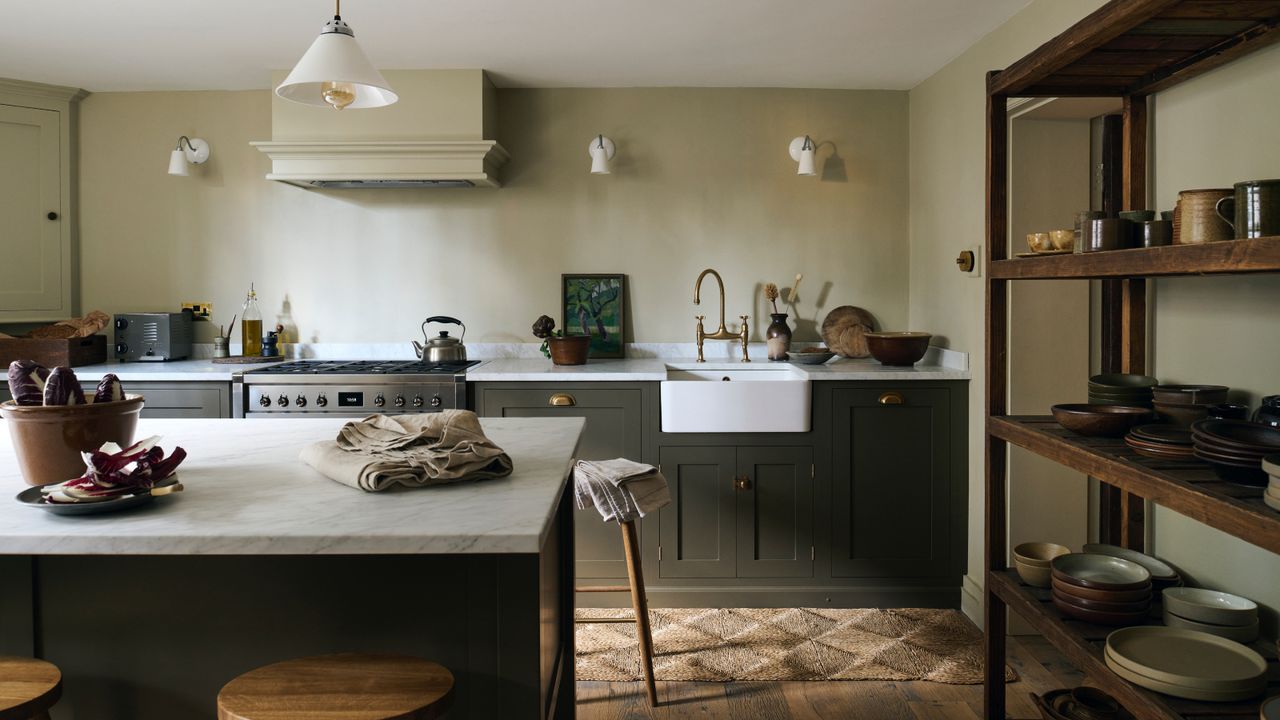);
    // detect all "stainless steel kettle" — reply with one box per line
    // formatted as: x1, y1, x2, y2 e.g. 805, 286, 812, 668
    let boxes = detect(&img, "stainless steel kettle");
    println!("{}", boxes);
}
413, 316, 468, 362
